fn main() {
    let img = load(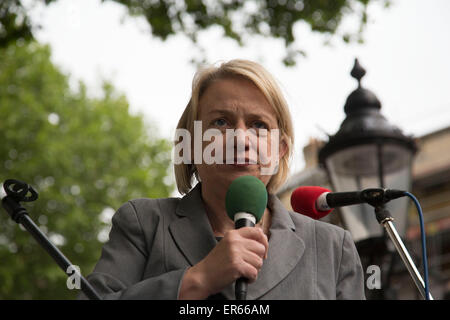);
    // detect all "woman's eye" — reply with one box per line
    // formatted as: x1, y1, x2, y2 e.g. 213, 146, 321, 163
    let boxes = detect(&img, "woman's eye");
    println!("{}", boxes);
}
252, 121, 268, 129
213, 118, 227, 127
